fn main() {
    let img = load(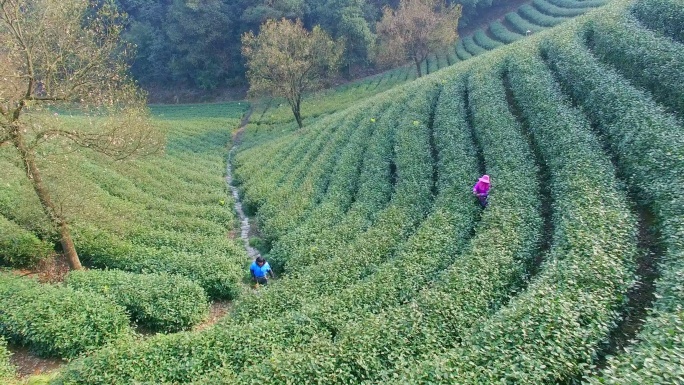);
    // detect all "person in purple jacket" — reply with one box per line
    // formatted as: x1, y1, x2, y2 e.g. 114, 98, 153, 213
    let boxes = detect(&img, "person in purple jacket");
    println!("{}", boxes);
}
473, 174, 491, 207
250, 257, 274, 286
